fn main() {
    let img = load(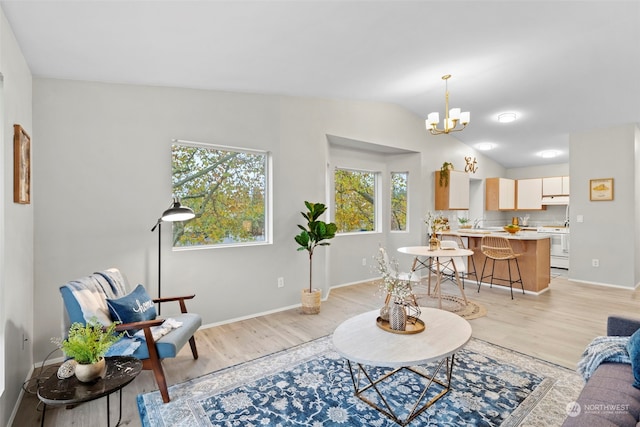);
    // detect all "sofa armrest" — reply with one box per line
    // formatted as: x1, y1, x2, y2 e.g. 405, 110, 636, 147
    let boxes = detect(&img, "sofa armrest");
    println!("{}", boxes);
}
607, 315, 640, 336
152, 294, 195, 313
